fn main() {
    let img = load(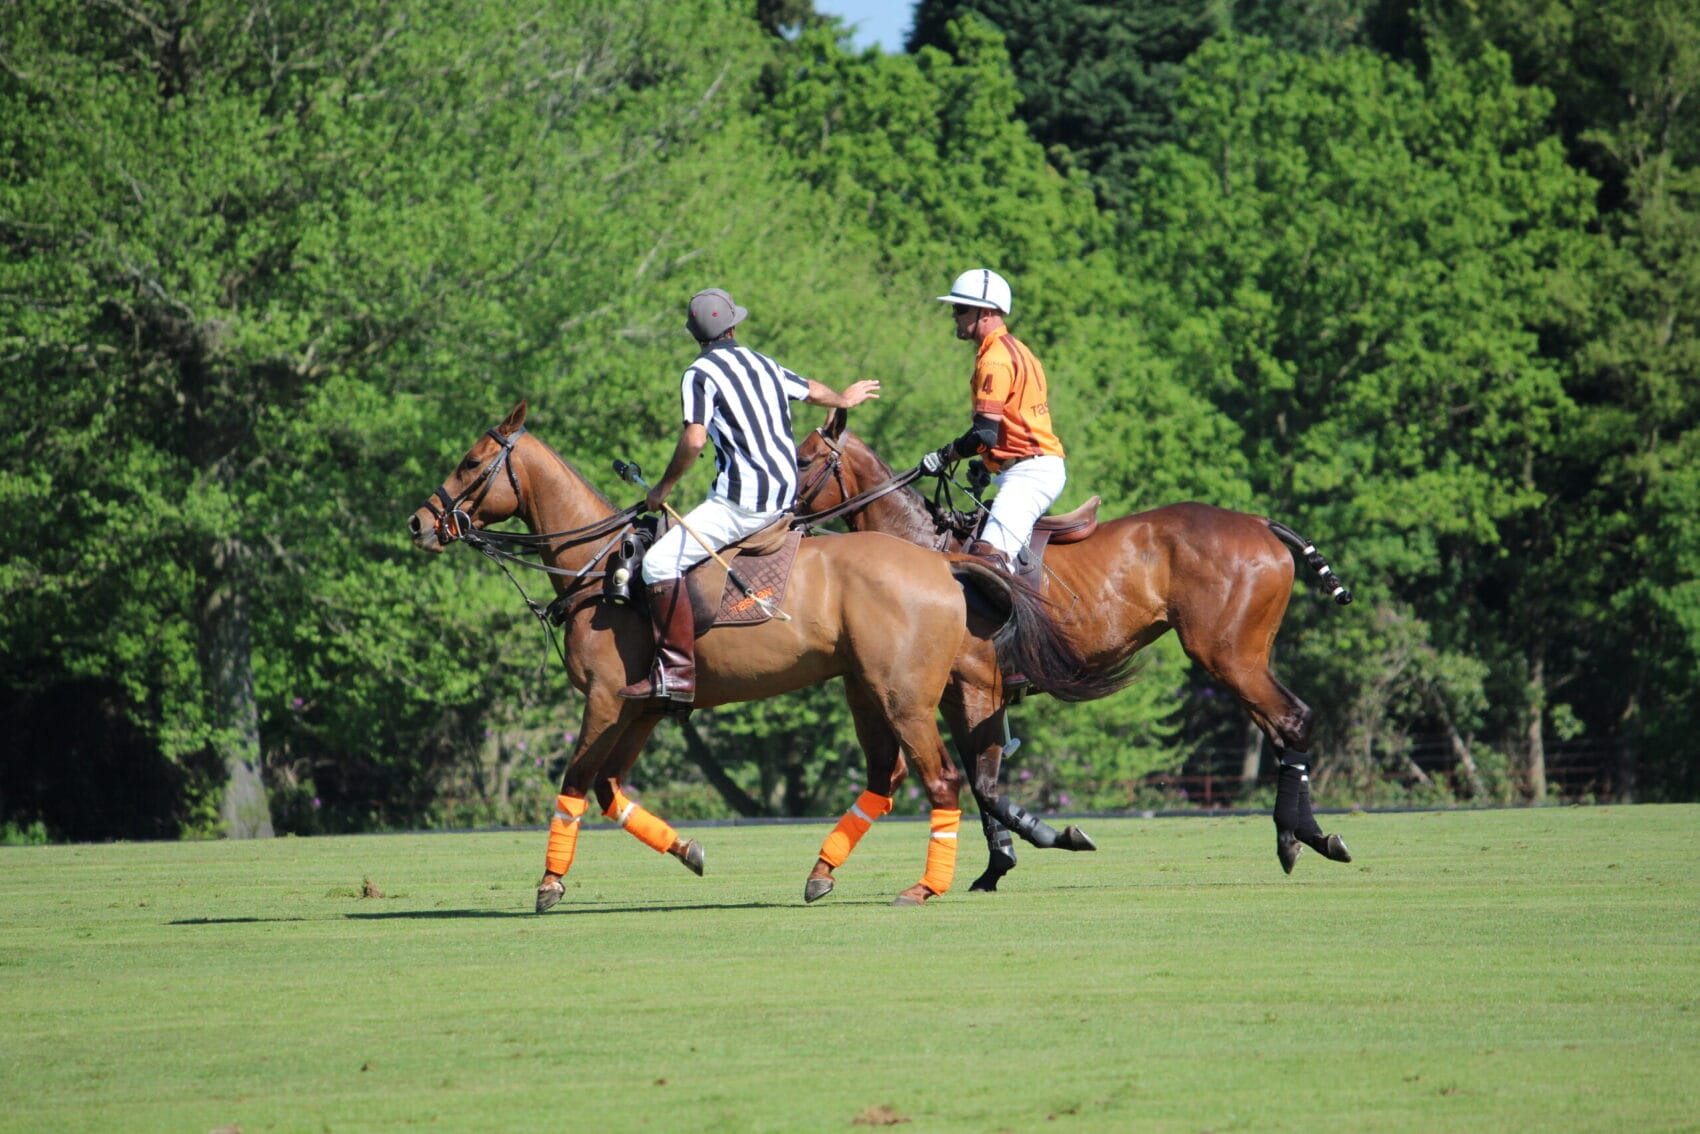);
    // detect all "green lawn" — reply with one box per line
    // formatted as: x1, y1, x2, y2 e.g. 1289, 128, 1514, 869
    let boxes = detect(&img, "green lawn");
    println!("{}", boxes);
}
2, 806, 1696, 1132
